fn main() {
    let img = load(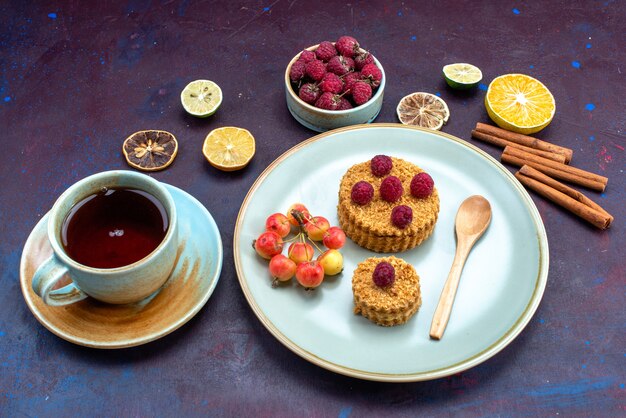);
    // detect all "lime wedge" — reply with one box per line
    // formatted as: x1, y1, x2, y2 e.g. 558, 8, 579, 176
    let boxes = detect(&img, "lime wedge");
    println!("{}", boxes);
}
443, 63, 483, 89
181, 79, 223, 117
